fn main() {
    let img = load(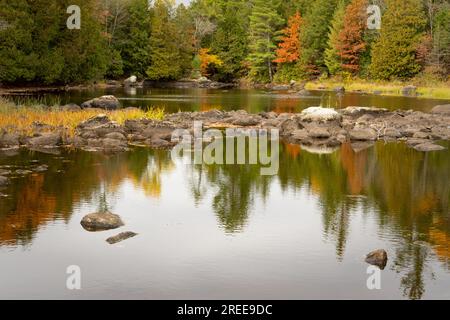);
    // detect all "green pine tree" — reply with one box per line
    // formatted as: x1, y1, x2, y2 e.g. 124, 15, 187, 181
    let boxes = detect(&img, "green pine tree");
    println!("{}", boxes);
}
299, 0, 338, 77
211, 0, 250, 81
0, 0, 109, 84
247, 0, 284, 83
324, 0, 348, 76
146, 0, 182, 81
116, 0, 152, 78
370, 0, 427, 80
